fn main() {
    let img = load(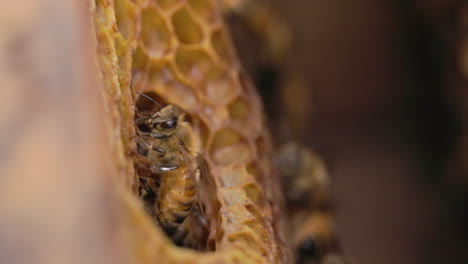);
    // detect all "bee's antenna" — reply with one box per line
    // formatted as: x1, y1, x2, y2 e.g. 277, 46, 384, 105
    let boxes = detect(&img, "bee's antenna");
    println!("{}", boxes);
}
136, 91, 162, 111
